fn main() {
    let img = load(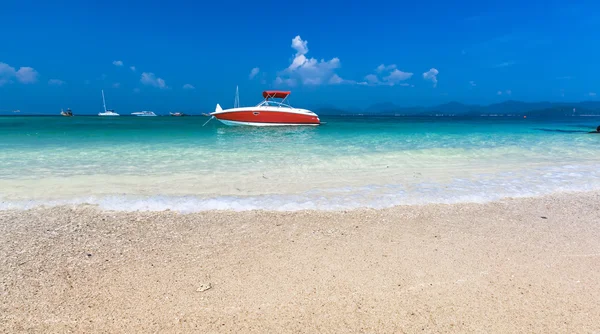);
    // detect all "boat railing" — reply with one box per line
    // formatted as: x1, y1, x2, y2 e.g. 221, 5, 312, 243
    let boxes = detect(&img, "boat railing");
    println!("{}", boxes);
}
256, 101, 293, 108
